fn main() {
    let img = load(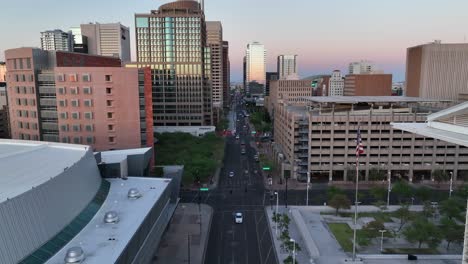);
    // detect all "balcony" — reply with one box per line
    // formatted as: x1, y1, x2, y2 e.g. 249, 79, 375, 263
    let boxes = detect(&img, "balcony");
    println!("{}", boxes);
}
41, 122, 58, 131
40, 110, 58, 119
39, 86, 57, 94
39, 98, 57, 106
